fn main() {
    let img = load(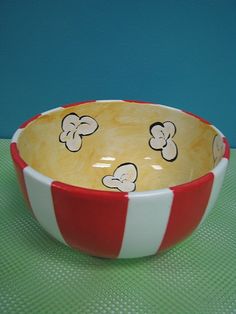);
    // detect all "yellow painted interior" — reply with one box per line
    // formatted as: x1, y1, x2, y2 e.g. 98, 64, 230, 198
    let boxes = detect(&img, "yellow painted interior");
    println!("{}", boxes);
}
17, 101, 220, 192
